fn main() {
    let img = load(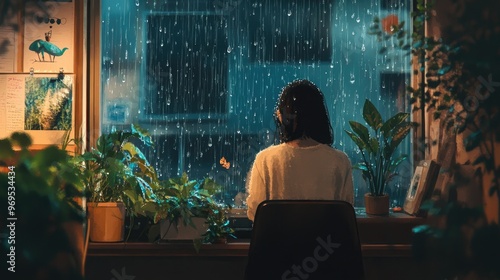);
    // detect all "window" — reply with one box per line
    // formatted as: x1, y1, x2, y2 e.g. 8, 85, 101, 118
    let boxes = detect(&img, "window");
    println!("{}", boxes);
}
99, 0, 413, 208
248, 0, 333, 63
144, 13, 228, 119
